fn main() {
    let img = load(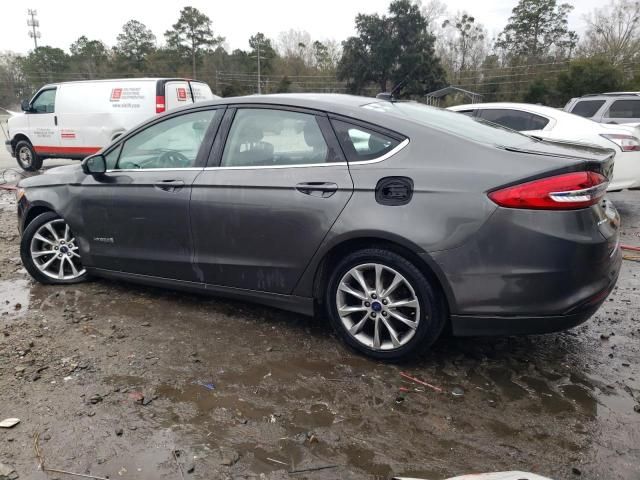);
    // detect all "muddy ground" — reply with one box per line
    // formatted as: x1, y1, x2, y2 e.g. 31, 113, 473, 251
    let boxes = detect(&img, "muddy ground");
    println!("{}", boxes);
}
0, 181, 639, 480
